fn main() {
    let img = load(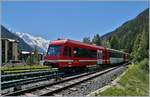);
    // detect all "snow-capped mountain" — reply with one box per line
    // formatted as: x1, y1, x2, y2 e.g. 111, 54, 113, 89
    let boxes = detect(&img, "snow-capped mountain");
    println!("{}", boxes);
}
15, 32, 50, 53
